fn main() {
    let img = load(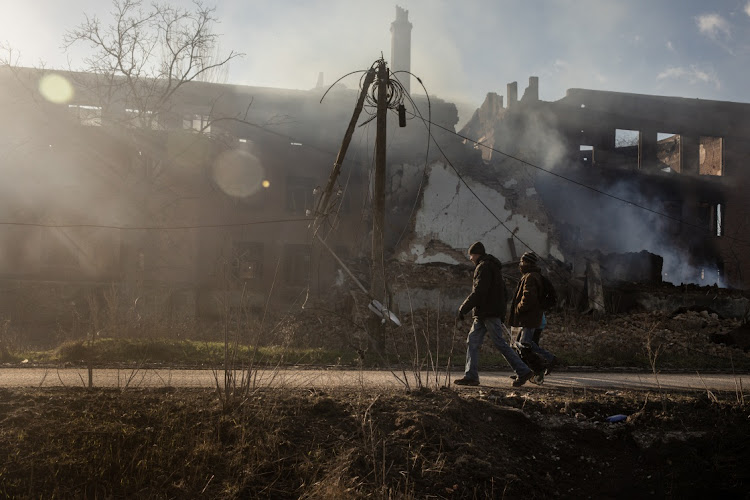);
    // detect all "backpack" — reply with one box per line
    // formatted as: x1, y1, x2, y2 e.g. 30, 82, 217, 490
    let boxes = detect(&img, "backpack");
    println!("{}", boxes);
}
539, 275, 557, 311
